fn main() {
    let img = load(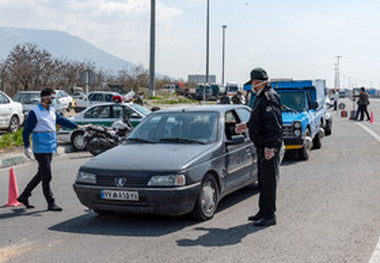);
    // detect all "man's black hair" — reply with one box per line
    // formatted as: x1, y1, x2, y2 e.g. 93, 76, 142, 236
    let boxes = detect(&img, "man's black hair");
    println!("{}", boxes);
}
361, 87, 365, 92
40, 88, 56, 98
